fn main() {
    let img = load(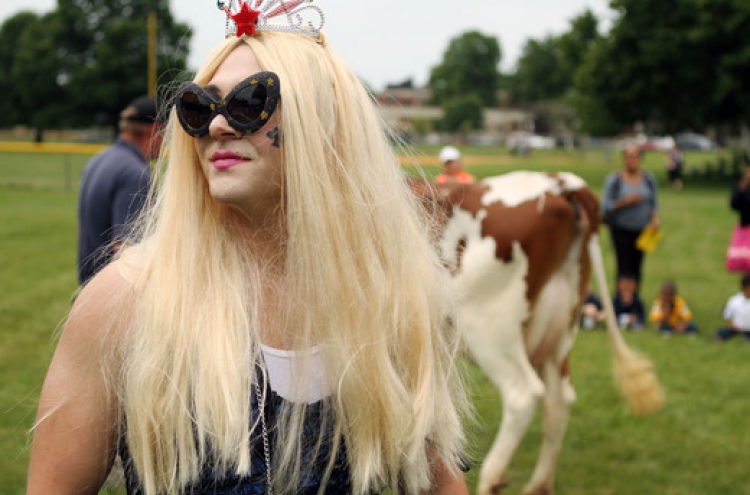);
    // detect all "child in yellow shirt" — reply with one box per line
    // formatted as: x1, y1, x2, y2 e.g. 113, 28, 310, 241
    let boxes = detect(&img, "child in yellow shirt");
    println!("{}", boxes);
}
649, 281, 698, 336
